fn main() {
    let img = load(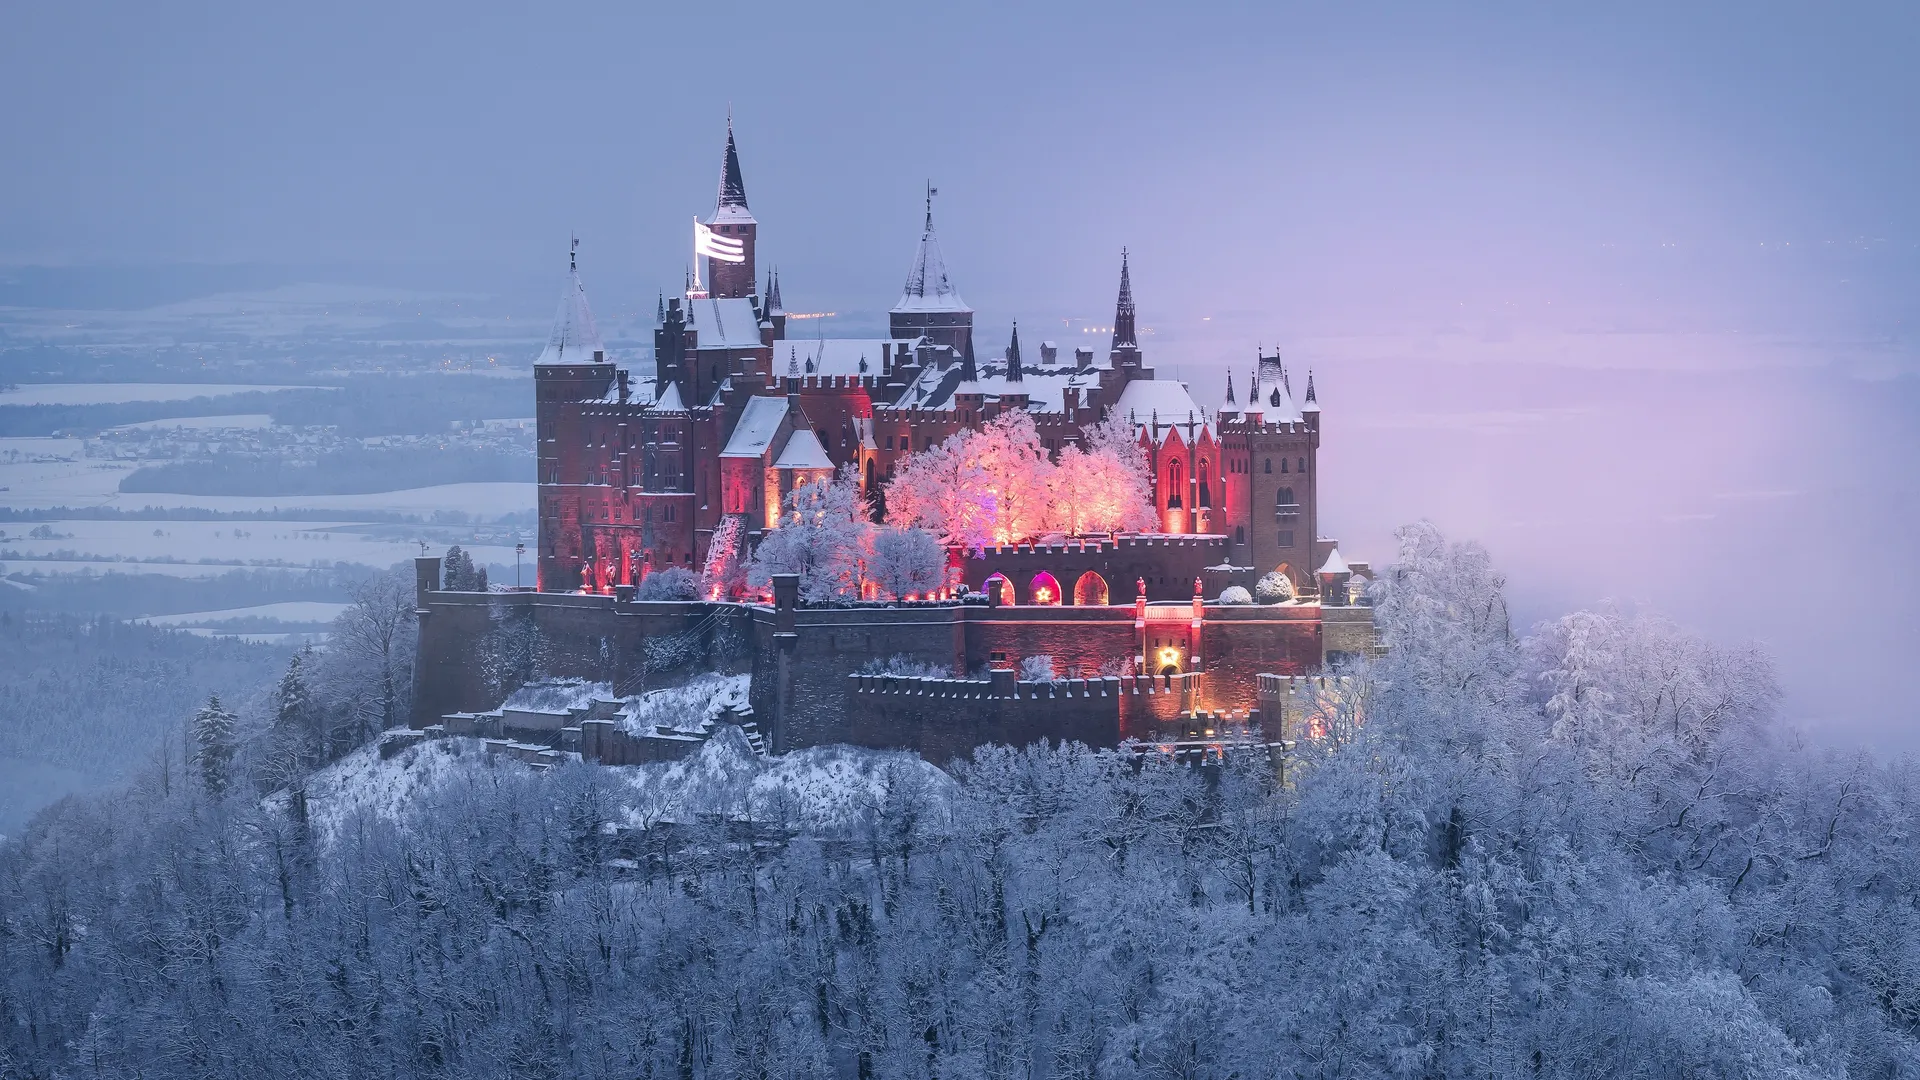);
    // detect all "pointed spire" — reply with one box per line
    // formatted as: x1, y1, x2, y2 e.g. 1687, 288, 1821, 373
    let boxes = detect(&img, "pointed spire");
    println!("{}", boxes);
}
788, 346, 800, 377
1111, 249, 1138, 351
718, 115, 748, 209
767, 268, 783, 314
960, 330, 978, 382
1303, 369, 1320, 412
656, 290, 665, 324
1005, 320, 1023, 381
893, 183, 969, 314
536, 237, 606, 365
